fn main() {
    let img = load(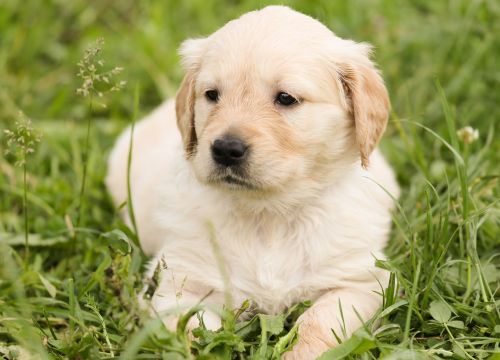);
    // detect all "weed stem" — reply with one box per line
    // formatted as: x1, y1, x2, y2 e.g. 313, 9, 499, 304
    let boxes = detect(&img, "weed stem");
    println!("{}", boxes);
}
77, 93, 94, 229
23, 152, 29, 264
